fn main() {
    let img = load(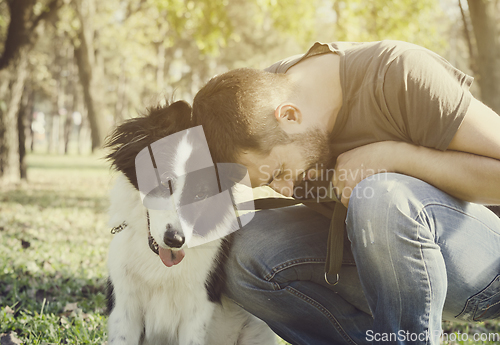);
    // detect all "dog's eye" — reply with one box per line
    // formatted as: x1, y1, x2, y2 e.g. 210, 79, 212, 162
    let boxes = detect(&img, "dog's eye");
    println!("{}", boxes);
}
161, 180, 174, 194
